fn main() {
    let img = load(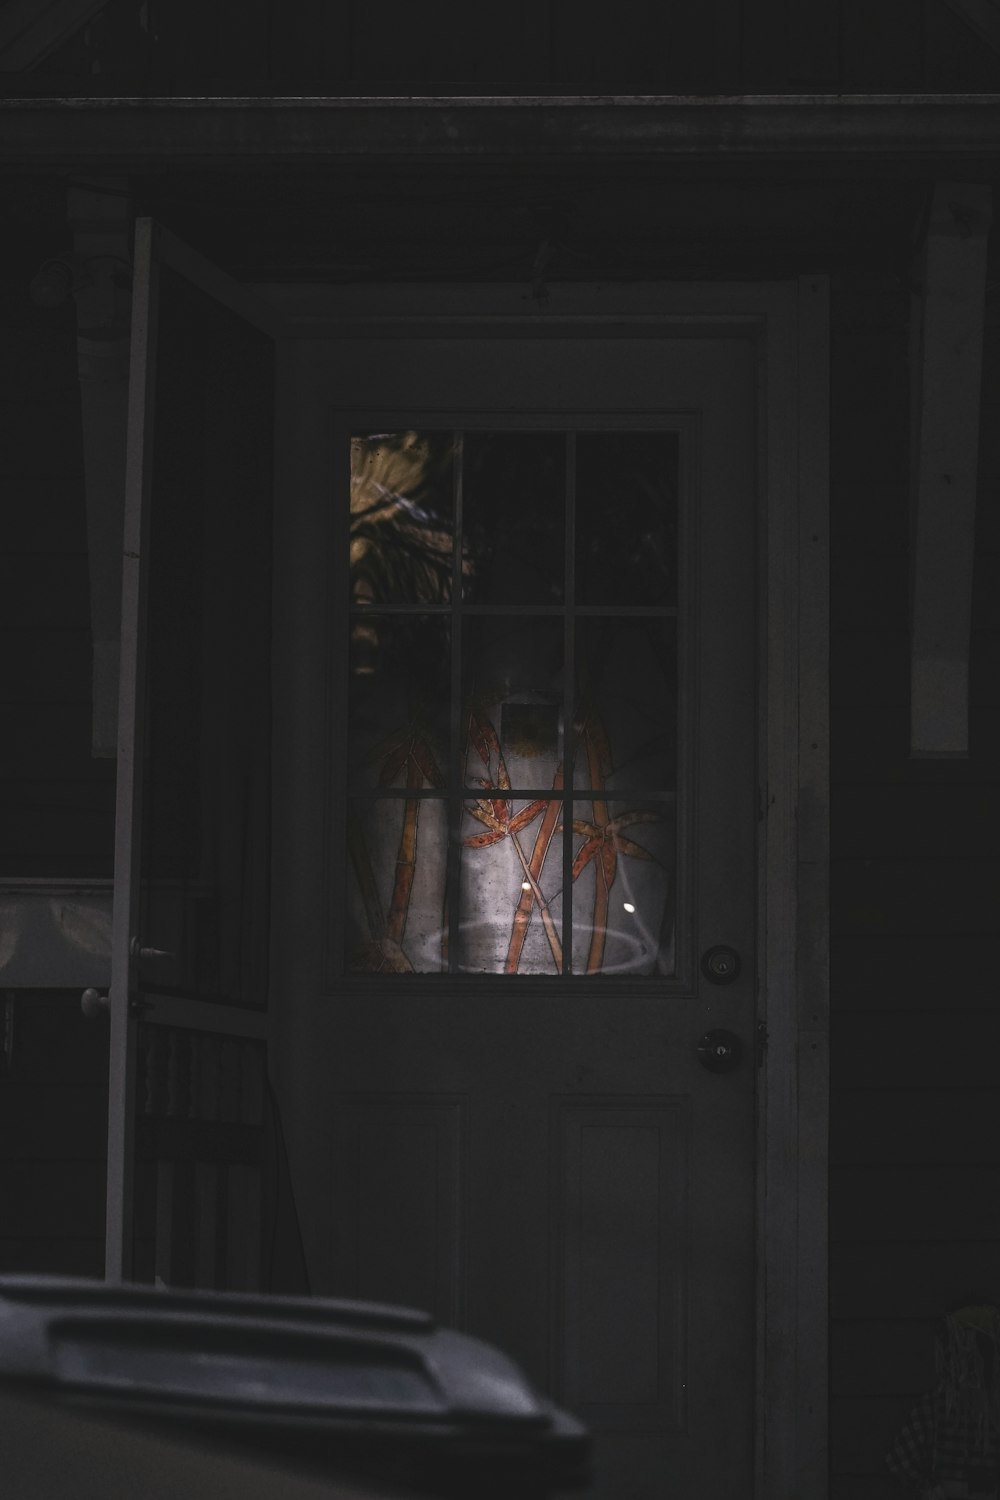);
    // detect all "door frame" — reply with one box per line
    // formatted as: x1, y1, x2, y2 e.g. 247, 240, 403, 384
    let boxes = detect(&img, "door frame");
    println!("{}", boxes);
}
262, 276, 830, 1500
